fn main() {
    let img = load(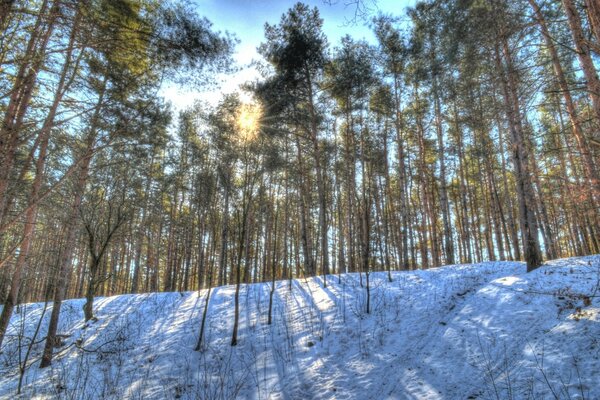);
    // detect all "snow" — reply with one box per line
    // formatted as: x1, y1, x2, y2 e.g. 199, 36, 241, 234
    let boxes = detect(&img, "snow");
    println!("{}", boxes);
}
1, 255, 599, 399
